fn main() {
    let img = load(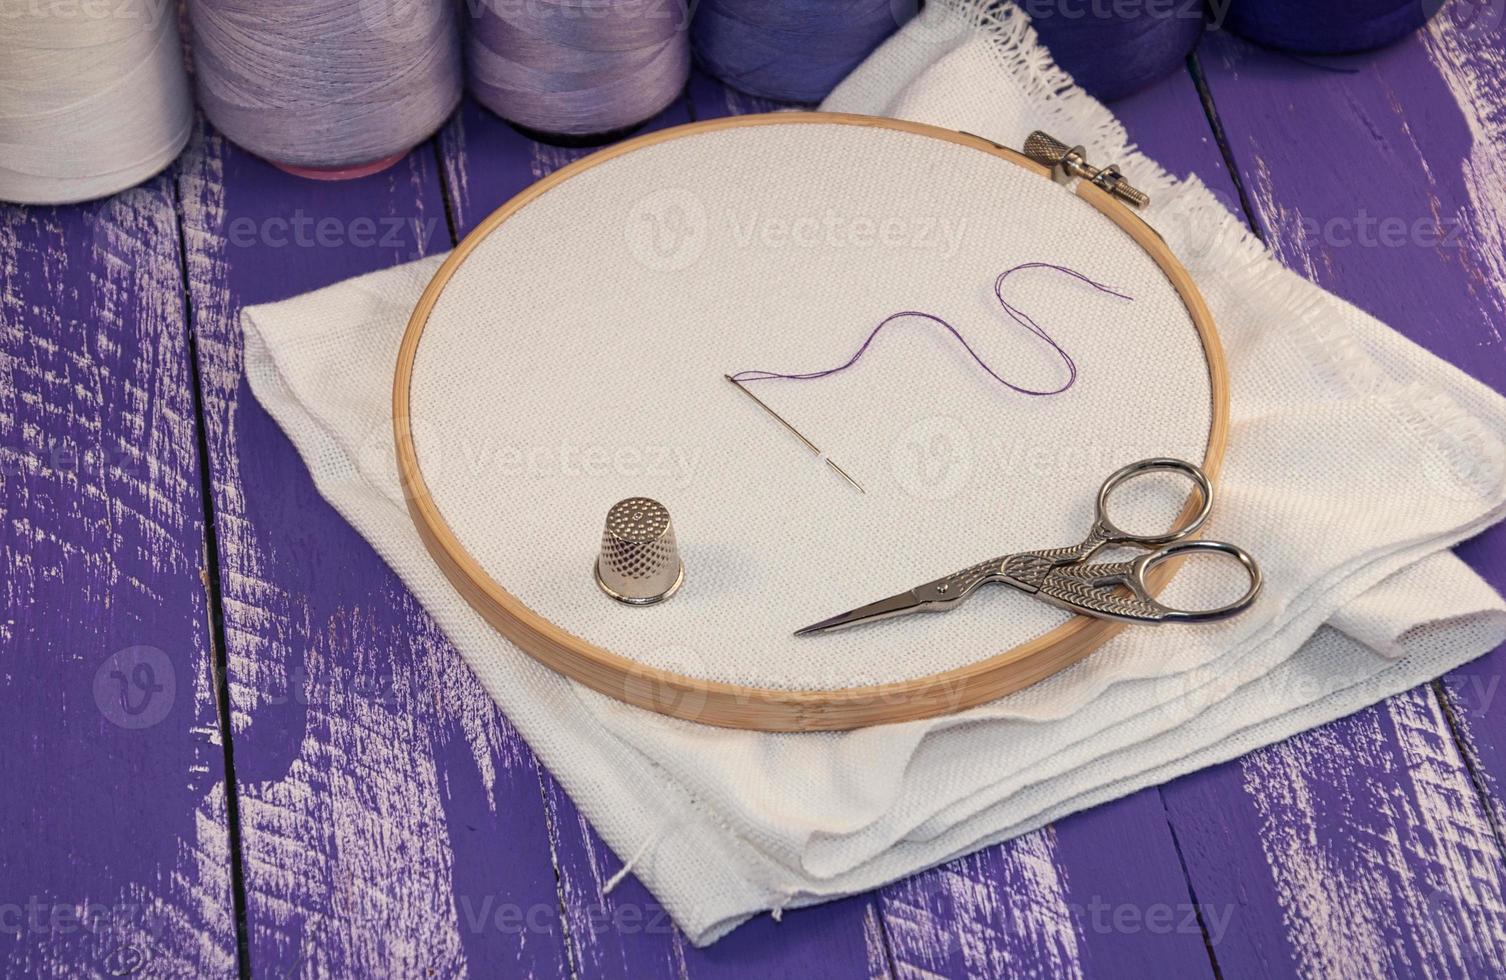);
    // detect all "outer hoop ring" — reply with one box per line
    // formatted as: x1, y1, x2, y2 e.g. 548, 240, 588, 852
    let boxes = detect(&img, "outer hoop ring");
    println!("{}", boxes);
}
394, 111, 1230, 731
